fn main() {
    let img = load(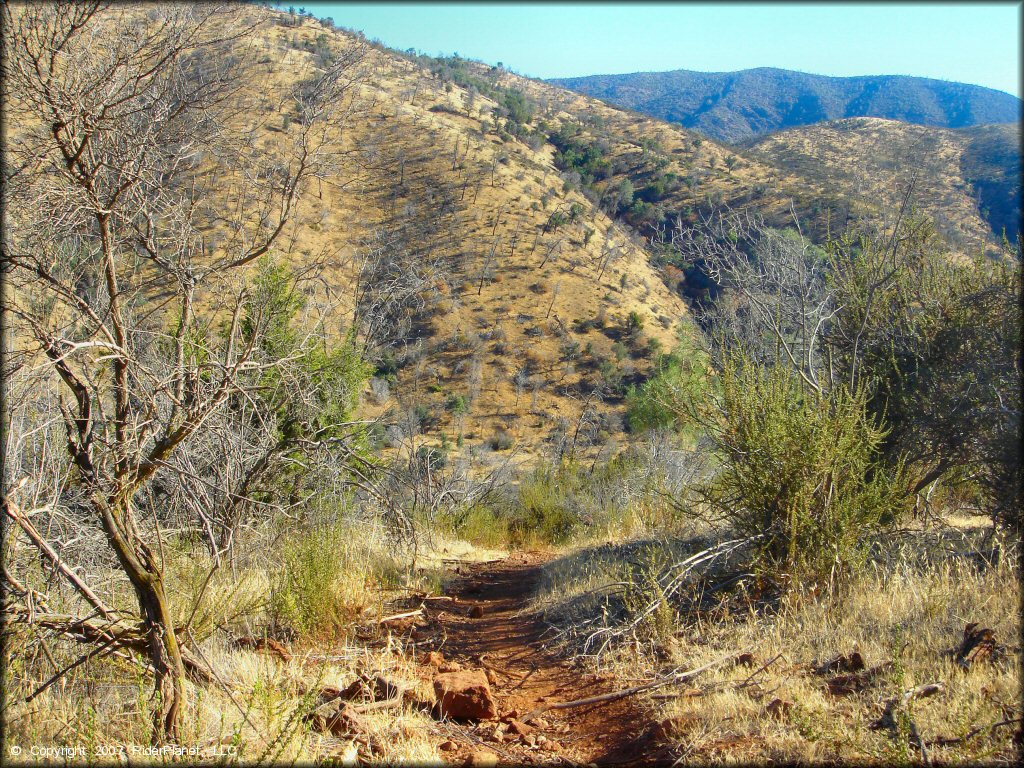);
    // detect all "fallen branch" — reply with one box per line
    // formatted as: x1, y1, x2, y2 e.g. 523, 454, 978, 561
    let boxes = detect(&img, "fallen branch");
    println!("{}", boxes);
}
871, 682, 944, 731
3, 499, 114, 620
925, 716, 1022, 747
5, 604, 214, 684
522, 650, 744, 723
379, 607, 424, 624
